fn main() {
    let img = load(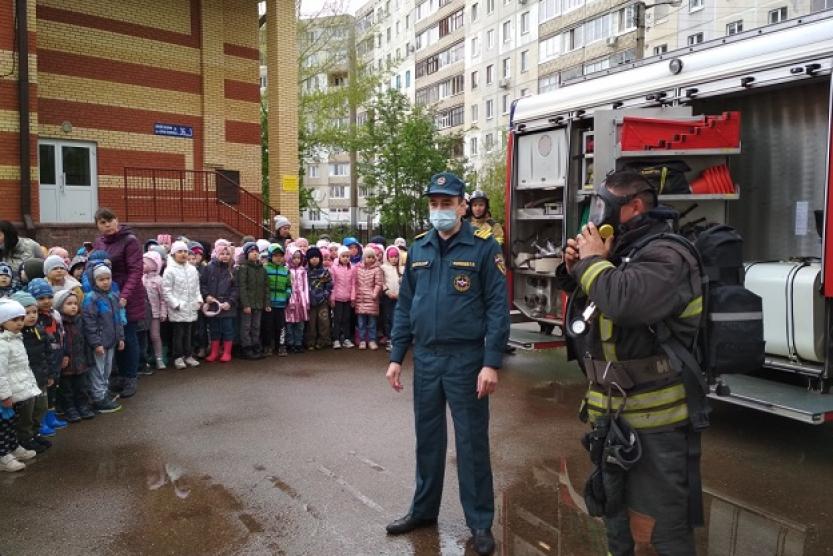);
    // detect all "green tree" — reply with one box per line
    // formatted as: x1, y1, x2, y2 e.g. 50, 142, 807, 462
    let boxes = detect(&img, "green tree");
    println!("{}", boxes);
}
358, 89, 462, 239
466, 150, 507, 224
